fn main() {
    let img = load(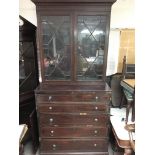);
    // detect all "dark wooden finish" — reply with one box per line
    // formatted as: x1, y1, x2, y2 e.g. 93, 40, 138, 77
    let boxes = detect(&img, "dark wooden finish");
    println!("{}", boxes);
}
40, 153, 109, 155
36, 85, 111, 154
19, 16, 39, 152
112, 127, 133, 155
34, 4, 114, 83
36, 94, 110, 102
33, 0, 116, 154
40, 126, 108, 138
32, 0, 116, 3
37, 103, 109, 113
39, 113, 109, 125
41, 138, 108, 152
